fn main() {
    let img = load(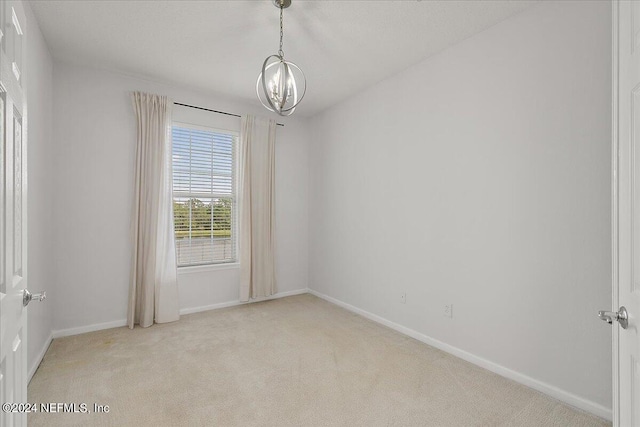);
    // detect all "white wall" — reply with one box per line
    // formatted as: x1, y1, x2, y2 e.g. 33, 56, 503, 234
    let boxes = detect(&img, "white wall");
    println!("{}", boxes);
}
309, 0, 612, 416
24, 1, 54, 378
50, 62, 309, 332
